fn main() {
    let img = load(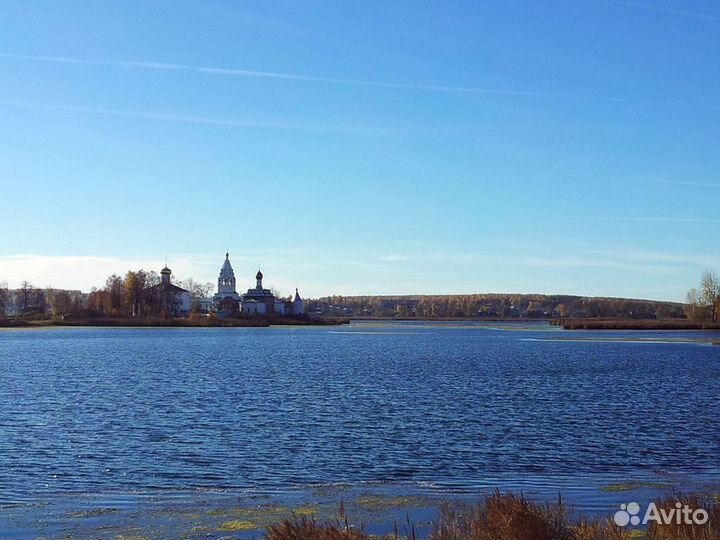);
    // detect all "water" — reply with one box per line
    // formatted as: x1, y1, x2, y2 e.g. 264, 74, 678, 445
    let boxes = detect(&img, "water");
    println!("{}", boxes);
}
1, 321, 719, 537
